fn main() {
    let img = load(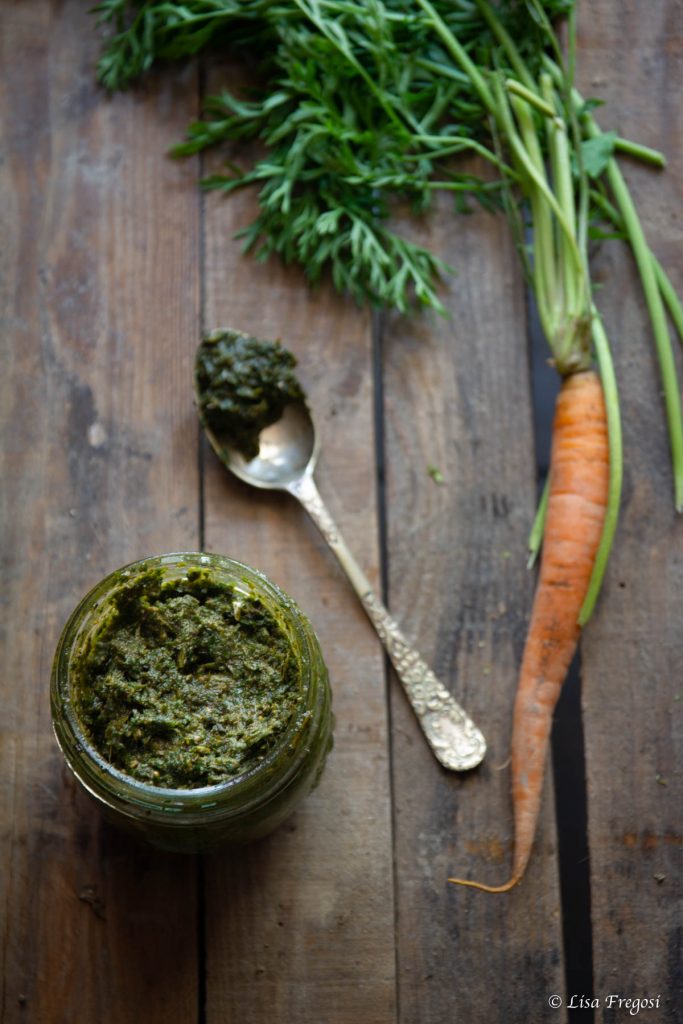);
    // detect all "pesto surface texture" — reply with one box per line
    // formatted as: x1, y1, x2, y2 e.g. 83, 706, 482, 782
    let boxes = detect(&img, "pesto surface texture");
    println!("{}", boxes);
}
196, 329, 305, 460
72, 568, 301, 789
